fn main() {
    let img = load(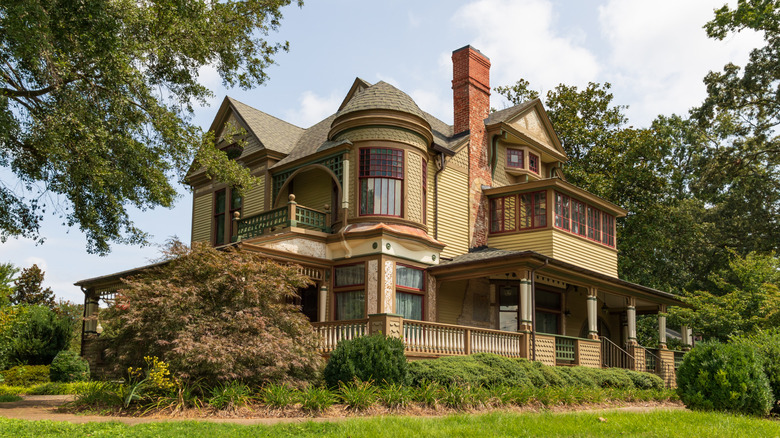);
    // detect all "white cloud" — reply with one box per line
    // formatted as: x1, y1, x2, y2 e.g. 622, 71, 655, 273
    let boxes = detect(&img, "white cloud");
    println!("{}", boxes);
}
283, 90, 342, 127
598, 0, 763, 124
23, 256, 47, 272
410, 88, 451, 122
453, 0, 601, 107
